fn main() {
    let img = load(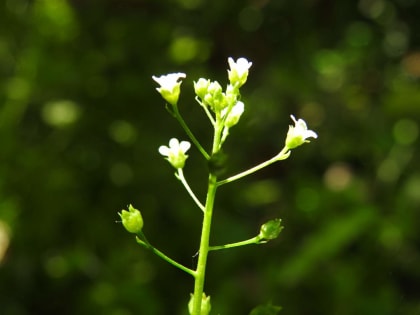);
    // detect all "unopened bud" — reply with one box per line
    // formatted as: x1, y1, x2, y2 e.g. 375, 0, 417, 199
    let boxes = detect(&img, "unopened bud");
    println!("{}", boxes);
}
222, 101, 244, 128
194, 78, 211, 100
259, 218, 283, 241
119, 204, 143, 234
